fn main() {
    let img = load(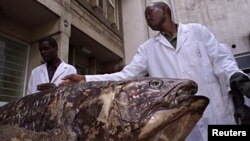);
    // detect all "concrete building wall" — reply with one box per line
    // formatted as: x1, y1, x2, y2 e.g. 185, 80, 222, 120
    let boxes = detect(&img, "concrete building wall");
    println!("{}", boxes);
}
70, 0, 124, 57
121, 0, 149, 64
